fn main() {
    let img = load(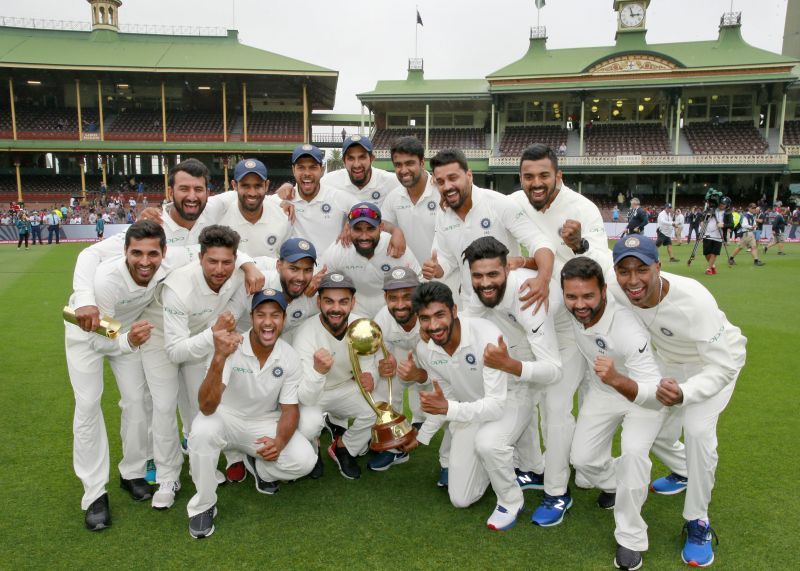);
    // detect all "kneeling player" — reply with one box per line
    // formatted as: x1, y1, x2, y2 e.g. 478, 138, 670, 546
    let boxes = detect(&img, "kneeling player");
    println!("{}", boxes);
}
187, 290, 317, 538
